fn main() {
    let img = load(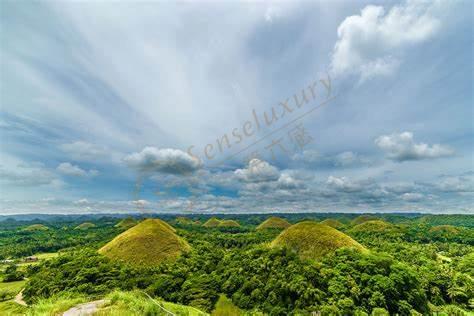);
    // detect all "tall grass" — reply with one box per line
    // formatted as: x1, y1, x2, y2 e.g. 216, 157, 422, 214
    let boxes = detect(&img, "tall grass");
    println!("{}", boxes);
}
27, 293, 88, 316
